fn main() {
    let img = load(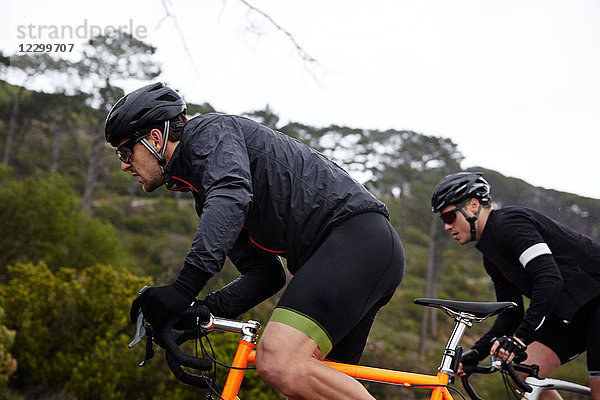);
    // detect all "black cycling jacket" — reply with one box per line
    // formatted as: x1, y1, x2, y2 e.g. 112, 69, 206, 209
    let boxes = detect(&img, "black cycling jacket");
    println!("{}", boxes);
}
472, 206, 600, 356
162, 113, 388, 317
